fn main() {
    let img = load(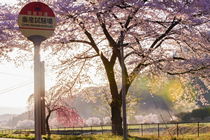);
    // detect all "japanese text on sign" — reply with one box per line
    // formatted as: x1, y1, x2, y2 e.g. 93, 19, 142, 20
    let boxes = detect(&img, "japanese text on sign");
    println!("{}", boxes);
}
27, 11, 48, 16
22, 17, 53, 24
21, 16, 53, 29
